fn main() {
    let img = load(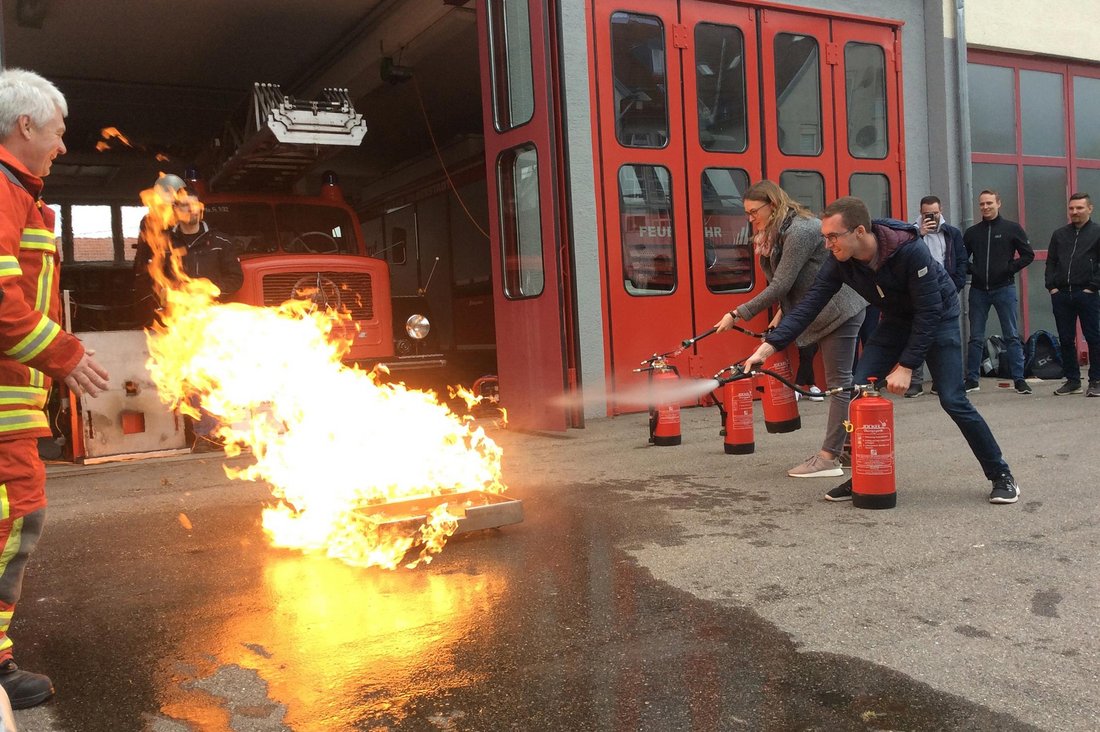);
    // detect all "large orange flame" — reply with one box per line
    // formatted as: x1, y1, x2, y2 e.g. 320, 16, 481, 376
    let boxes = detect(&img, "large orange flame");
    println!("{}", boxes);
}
139, 177, 505, 569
